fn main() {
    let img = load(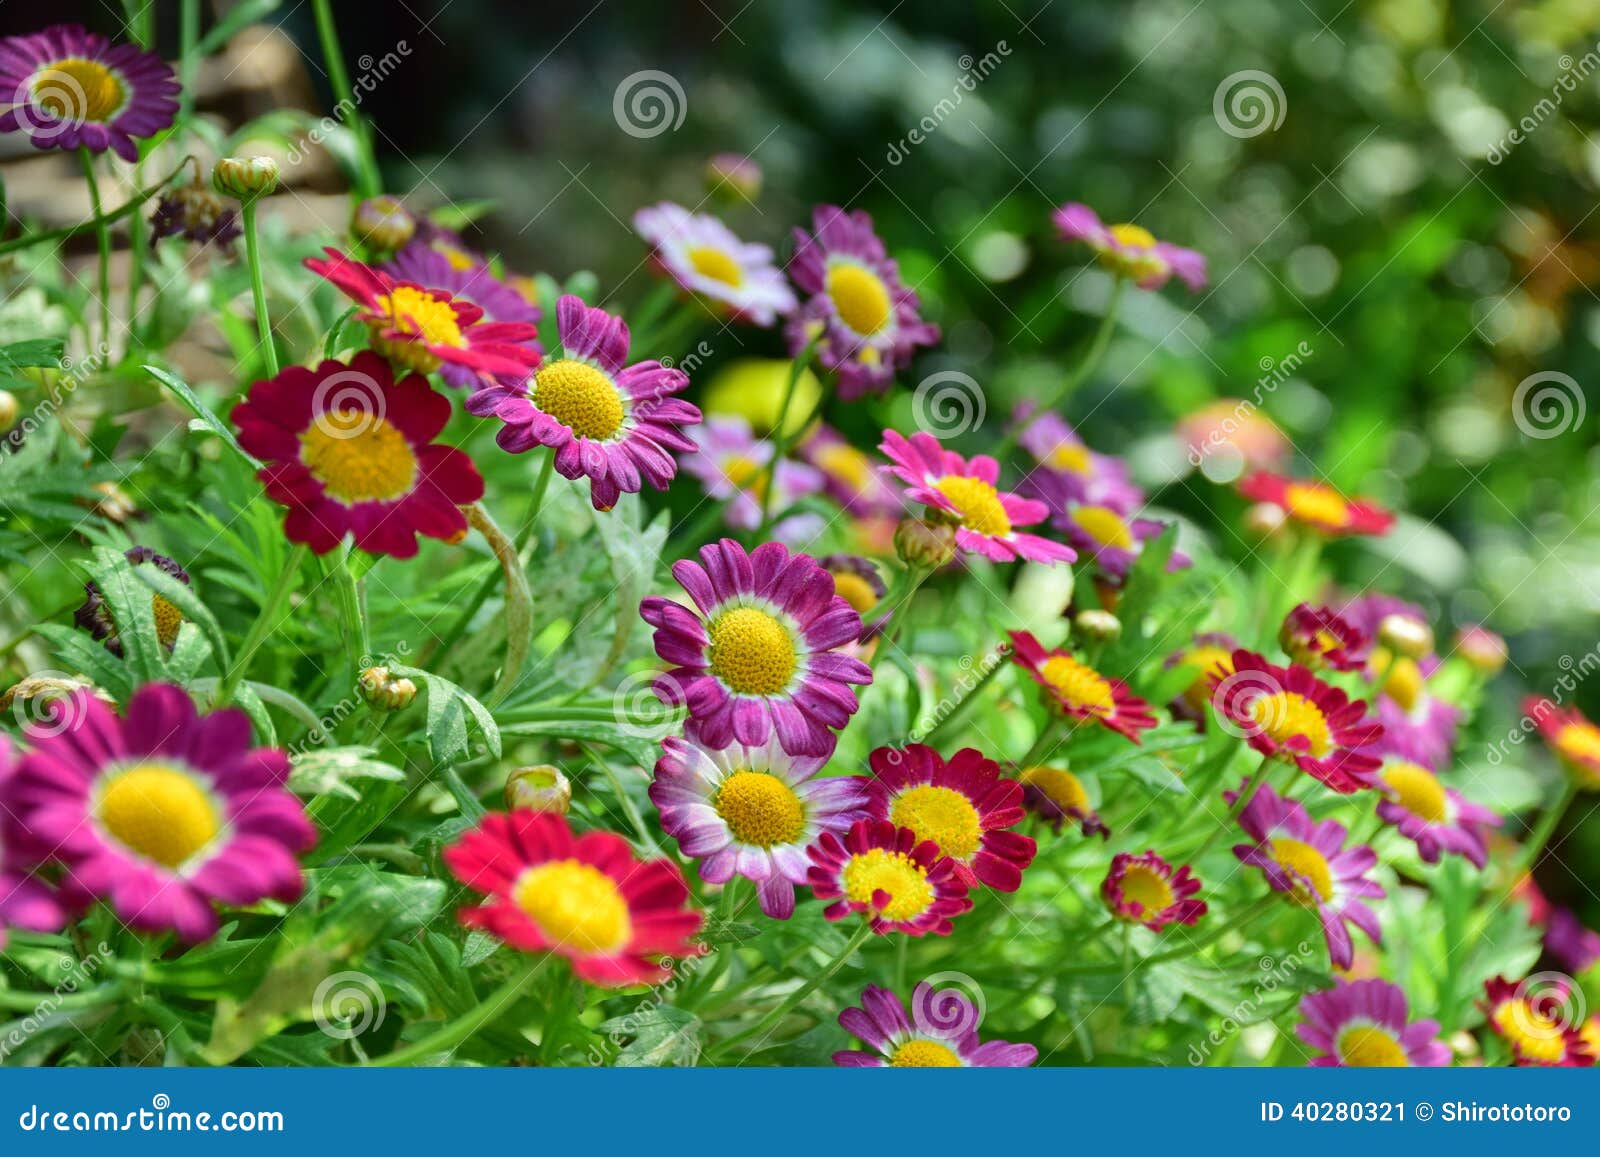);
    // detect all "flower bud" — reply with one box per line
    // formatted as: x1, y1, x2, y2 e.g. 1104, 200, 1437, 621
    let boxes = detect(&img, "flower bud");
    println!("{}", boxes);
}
505, 764, 572, 815
1455, 625, 1508, 675
351, 195, 416, 253
1074, 609, 1121, 642
212, 155, 279, 202
894, 517, 957, 570
1242, 501, 1287, 540
705, 153, 762, 202
358, 666, 417, 711
1377, 613, 1432, 660
0, 388, 17, 433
